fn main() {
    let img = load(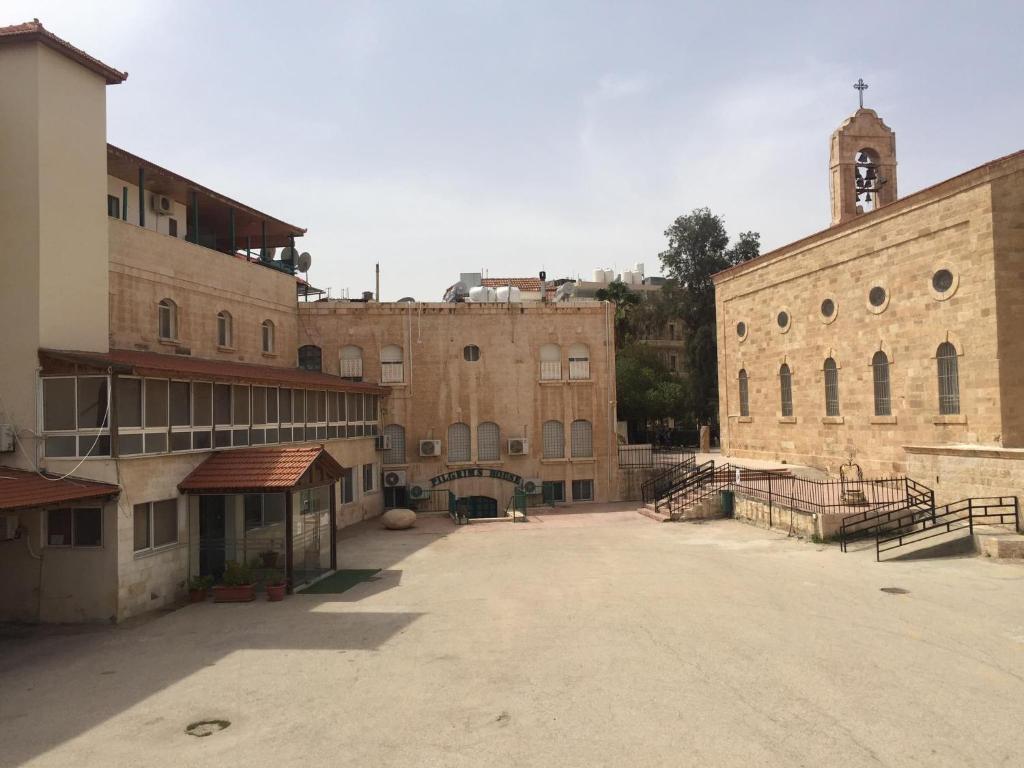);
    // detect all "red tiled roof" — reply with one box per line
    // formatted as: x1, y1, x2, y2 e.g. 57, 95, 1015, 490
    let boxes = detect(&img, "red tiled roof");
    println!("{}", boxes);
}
0, 467, 119, 512
178, 446, 344, 493
480, 278, 545, 291
39, 349, 386, 395
0, 20, 127, 84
